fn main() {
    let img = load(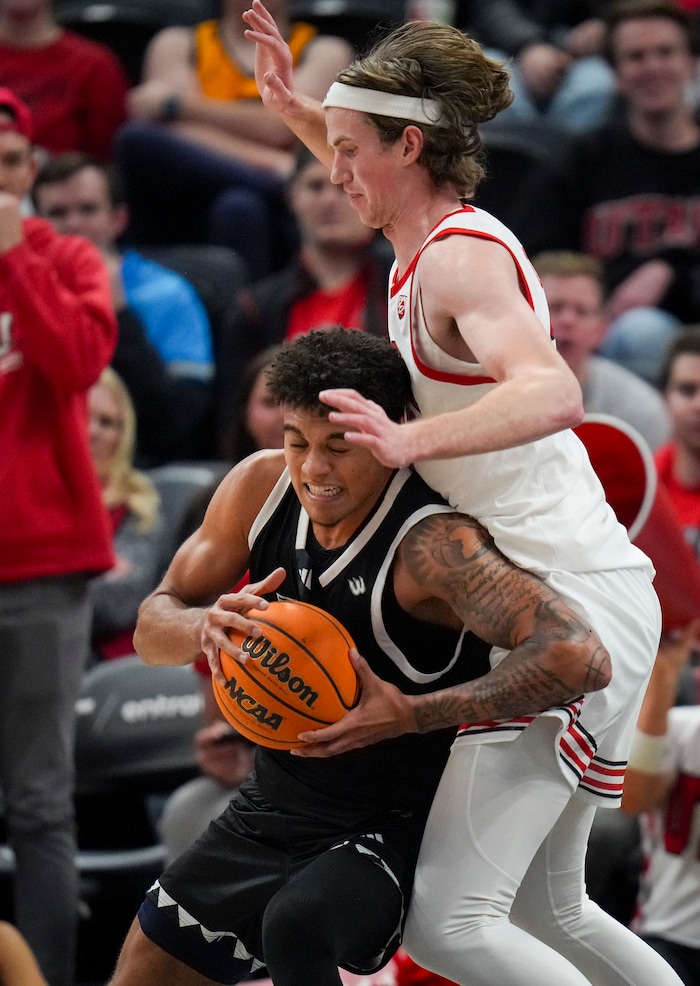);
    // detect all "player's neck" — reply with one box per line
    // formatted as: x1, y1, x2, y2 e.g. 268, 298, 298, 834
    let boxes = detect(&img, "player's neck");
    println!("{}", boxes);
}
386, 189, 464, 279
